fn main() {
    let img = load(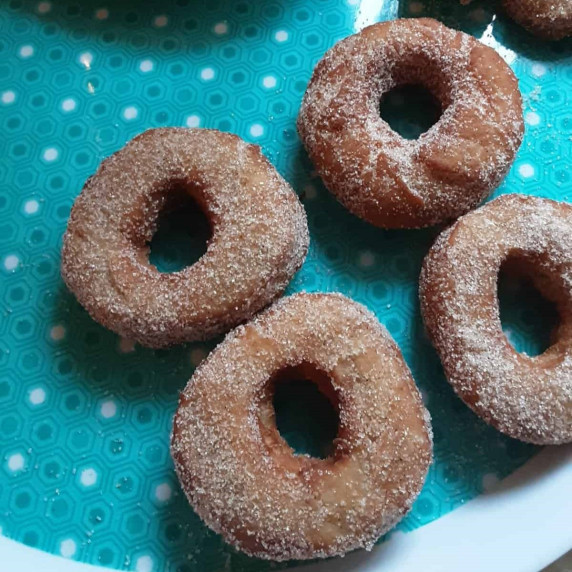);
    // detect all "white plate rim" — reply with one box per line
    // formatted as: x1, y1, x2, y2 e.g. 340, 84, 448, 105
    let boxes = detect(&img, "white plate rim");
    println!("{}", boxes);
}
2, 444, 571, 572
